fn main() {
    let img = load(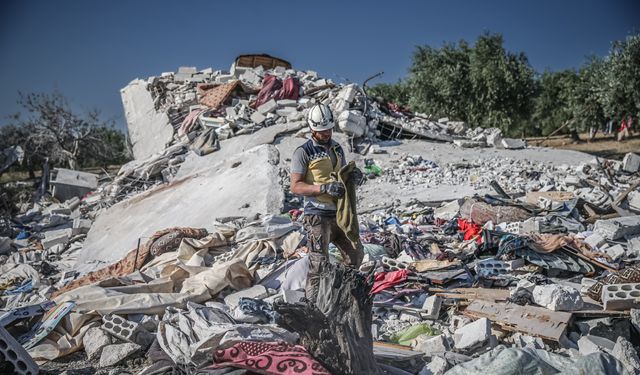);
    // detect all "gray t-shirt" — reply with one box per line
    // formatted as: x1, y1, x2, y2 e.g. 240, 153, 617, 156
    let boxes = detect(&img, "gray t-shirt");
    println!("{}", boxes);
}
290, 138, 343, 215
291, 142, 338, 174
